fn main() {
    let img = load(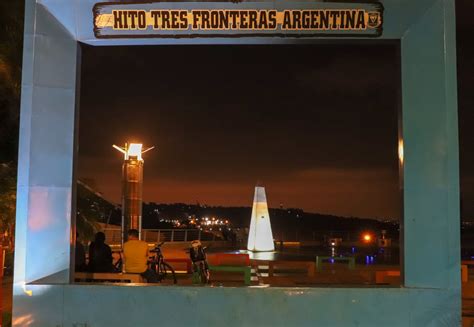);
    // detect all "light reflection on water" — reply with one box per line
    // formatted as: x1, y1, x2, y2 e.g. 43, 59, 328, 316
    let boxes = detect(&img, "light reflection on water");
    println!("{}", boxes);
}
215, 246, 399, 265
238, 250, 277, 261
